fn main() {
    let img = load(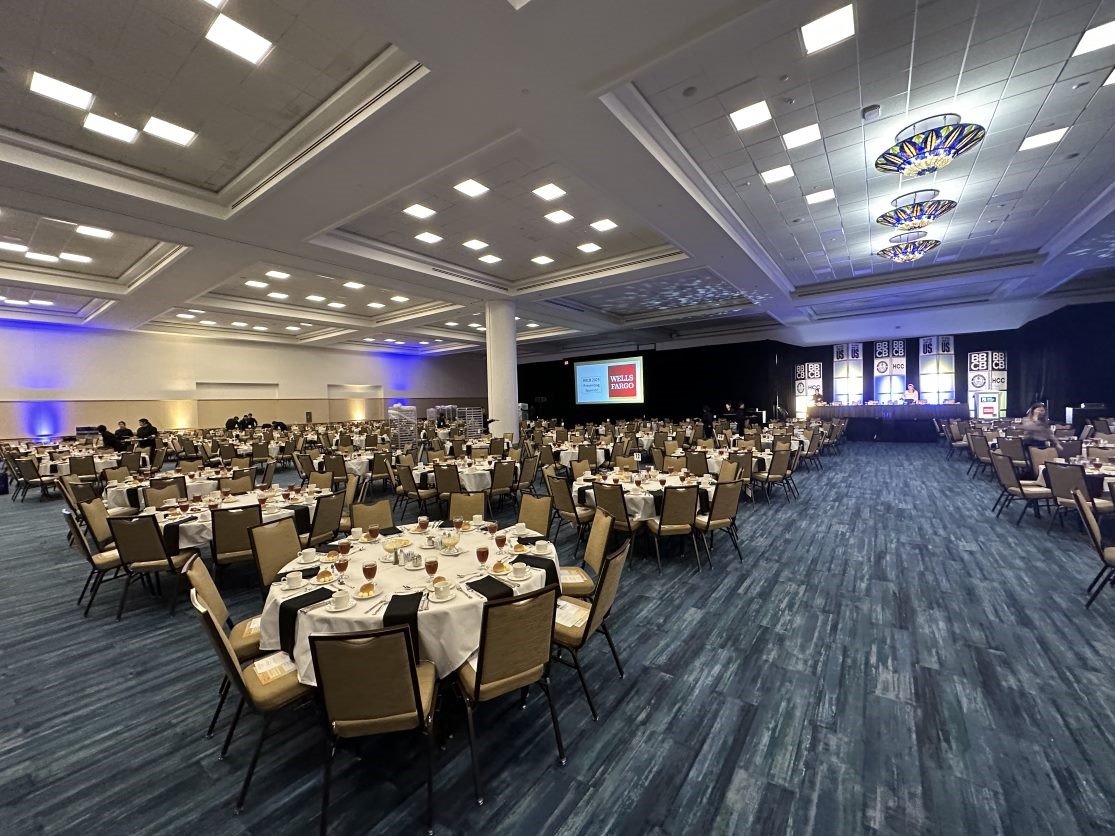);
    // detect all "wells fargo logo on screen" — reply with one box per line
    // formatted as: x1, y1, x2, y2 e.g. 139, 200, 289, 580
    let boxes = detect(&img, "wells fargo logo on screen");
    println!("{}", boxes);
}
607, 363, 638, 398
